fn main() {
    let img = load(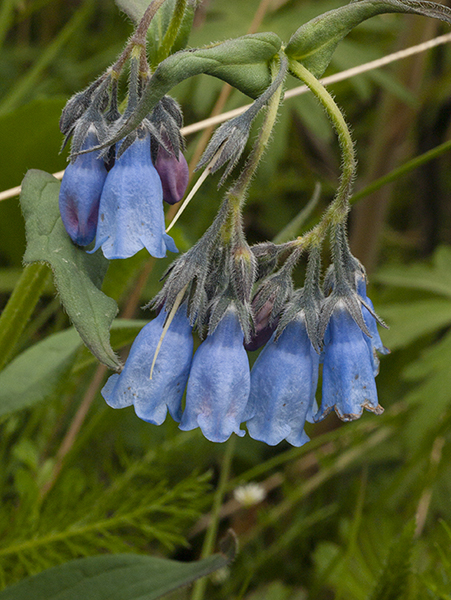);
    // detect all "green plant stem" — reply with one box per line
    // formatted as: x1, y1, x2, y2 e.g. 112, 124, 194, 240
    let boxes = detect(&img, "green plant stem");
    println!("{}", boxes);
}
0, 263, 50, 372
191, 436, 236, 600
156, 0, 187, 63
350, 137, 451, 205
288, 58, 356, 247
228, 56, 285, 209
